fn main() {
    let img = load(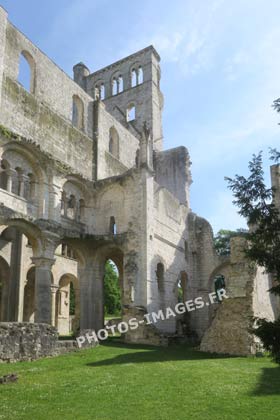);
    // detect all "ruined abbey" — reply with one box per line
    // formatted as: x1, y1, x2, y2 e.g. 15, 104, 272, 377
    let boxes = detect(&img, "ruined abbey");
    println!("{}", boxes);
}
0, 7, 279, 361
